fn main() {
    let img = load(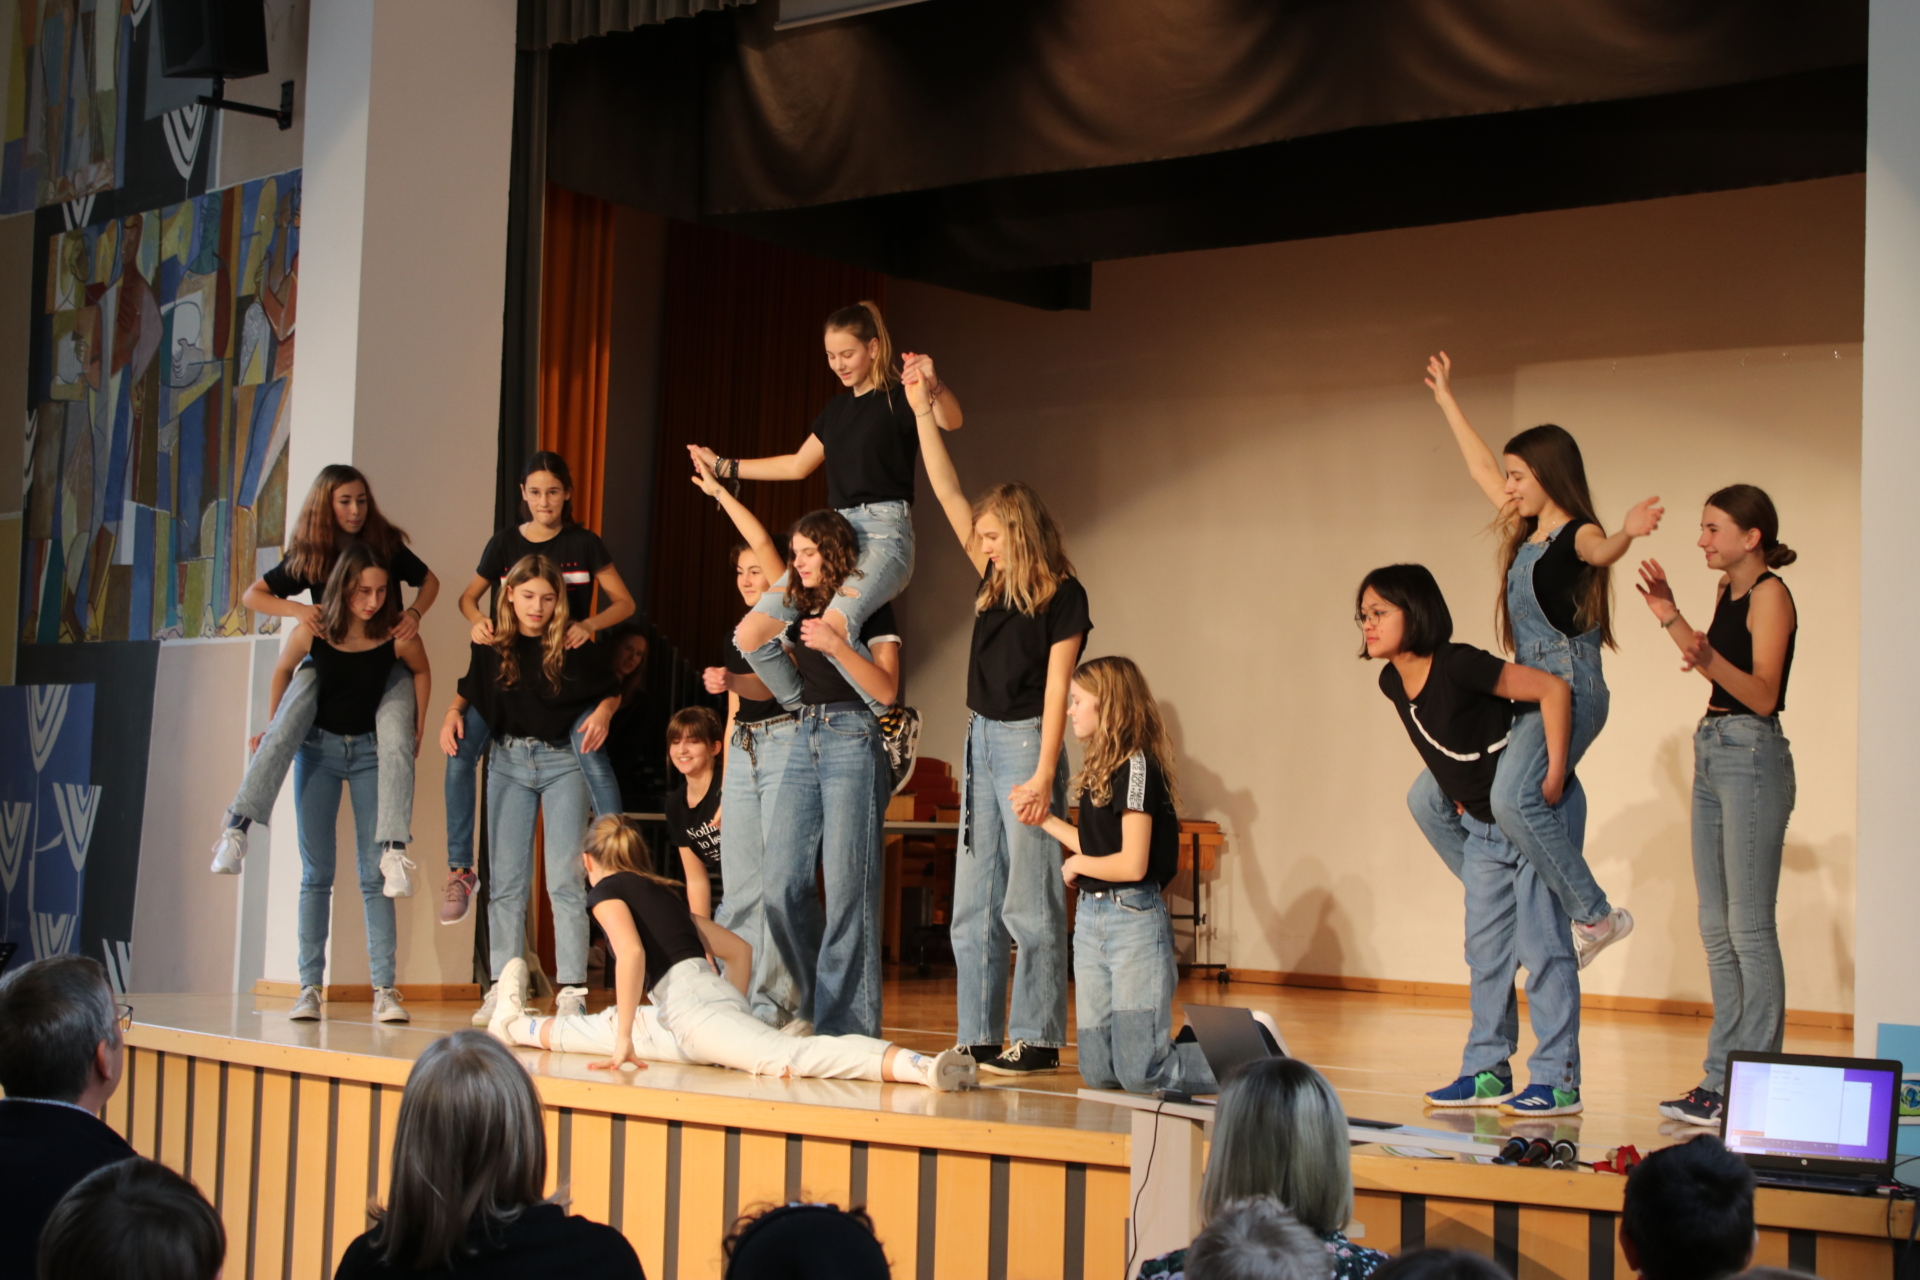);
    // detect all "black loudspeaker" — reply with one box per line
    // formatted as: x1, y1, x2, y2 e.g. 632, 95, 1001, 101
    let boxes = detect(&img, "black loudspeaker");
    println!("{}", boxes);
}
156, 0, 269, 80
